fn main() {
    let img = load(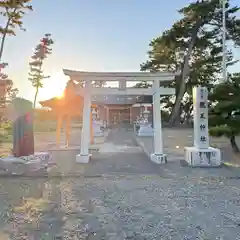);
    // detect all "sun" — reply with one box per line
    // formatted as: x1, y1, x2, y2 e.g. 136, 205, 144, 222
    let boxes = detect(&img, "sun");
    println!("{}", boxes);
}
56, 92, 64, 98
41, 71, 67, 100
